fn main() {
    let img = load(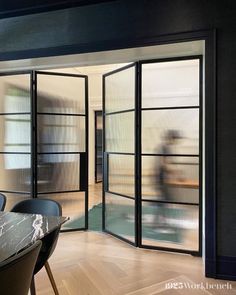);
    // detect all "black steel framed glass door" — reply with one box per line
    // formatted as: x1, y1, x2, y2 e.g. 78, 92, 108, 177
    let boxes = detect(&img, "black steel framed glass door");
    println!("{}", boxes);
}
140, 57, 202, 255
103, 63, 138, 245
103, 57, 202, 255
35, 71, 88, 231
